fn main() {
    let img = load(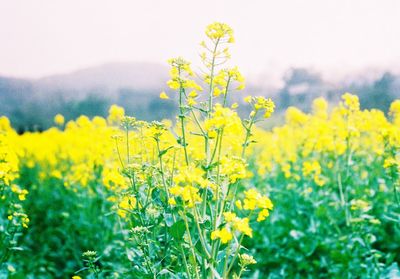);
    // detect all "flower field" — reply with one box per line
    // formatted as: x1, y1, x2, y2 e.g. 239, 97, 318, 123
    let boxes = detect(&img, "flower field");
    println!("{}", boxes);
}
1, 23, 400, 278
